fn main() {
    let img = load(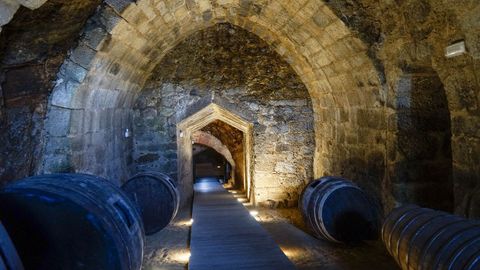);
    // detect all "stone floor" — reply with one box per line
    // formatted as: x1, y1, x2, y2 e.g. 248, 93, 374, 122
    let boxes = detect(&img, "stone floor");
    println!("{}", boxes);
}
256, 209, 399, 270
142, 187, 399, 270
142, 206, 191, 270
